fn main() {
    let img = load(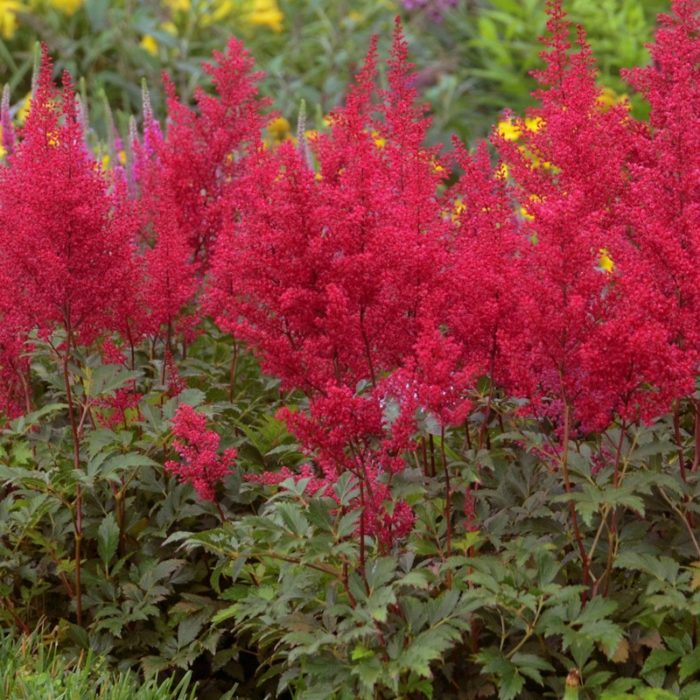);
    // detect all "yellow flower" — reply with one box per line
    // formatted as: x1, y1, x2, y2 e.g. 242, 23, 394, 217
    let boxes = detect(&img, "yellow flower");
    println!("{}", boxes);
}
519, 206, 534, 222
140, 34, 159, 56
100, 149, 127, 171
267, 116, 290, 143
161, 20, 178, 35
525, 117, 544, 133
451, 198, 466, 222
0, 0, 23, 40
246, 0, 283, 32
164, 0, 190, 10
520, 194, 543, 222
596, 86, 628, 112
495, 162, 509, 180
17, 93, 30, 124
371, 130, 386, 149
599, 248, 614, 273
497, 119, 520, 142
497, 116, 544, 142
431, 156, 445, 175
0, 127, 5, 160
46, 0, 82, 14
202, 0, 283, 31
